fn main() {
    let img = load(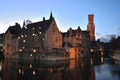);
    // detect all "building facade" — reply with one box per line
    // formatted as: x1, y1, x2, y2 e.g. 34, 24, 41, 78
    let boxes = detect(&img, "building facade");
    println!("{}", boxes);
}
4, 23, 21, 58
87, 14, 95, 41
18, 13, 62, 54
3, 13, 96, 58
